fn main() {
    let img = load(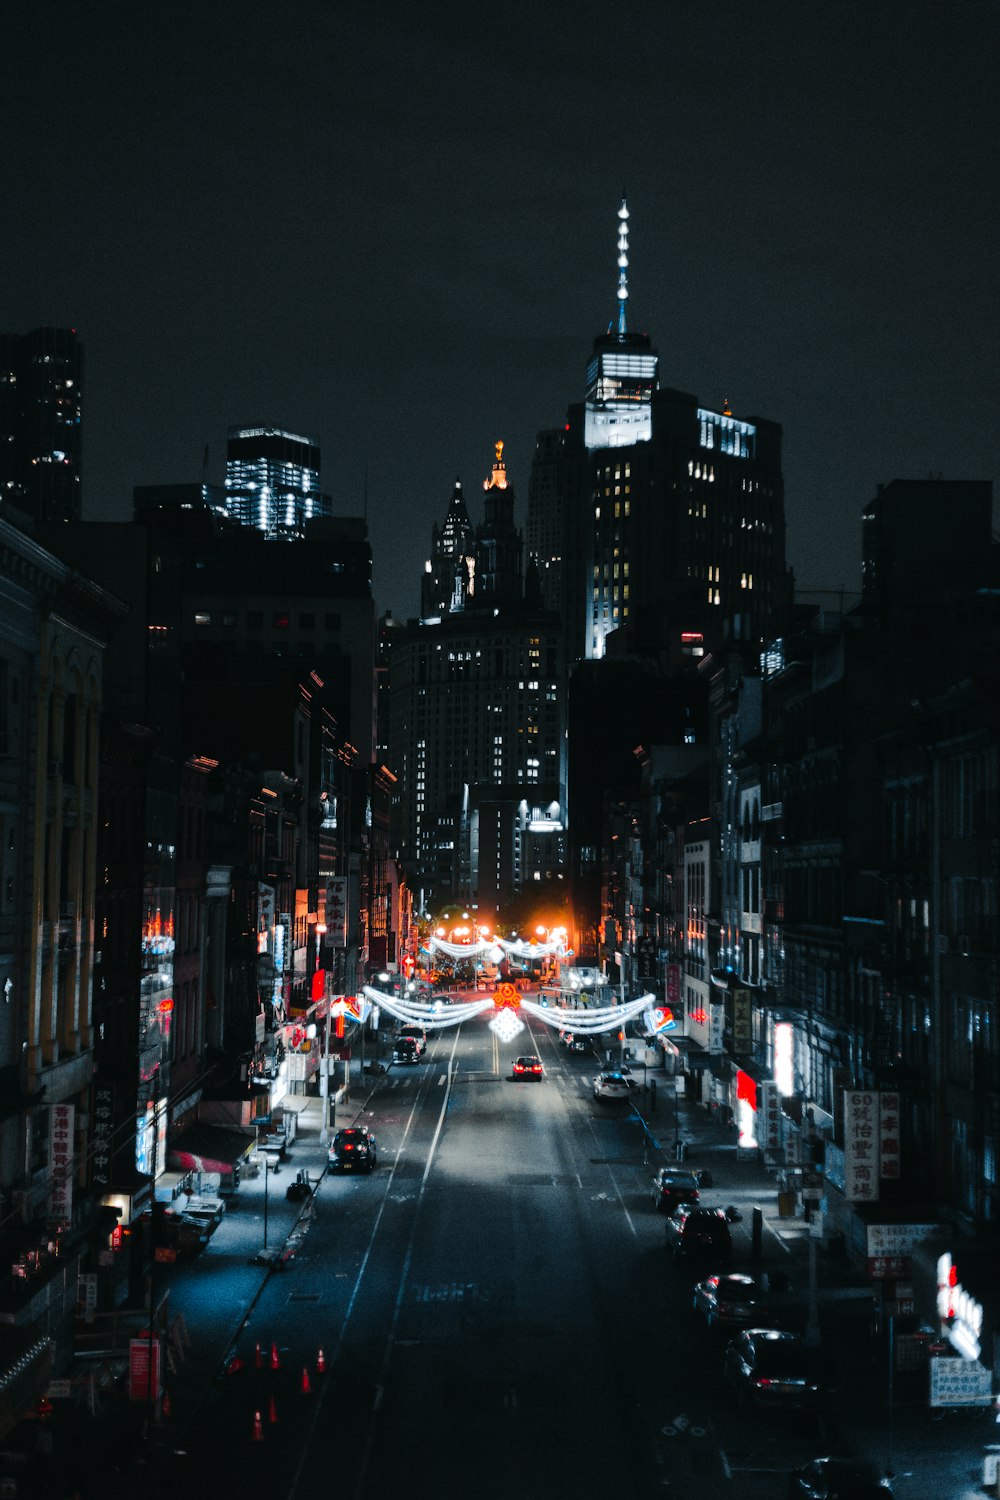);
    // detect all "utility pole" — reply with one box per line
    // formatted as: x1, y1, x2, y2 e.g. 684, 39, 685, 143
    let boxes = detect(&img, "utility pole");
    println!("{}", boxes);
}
319, 978, 333, 1146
